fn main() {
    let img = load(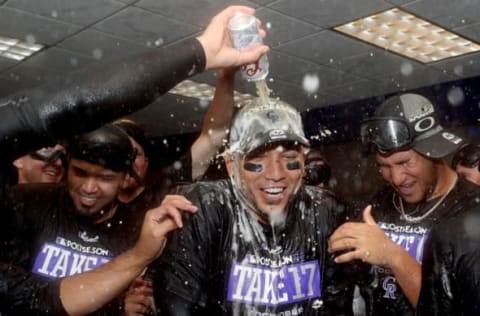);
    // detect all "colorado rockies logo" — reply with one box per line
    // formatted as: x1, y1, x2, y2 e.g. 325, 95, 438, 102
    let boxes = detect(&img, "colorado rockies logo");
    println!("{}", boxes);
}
382, 276, 397, 299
